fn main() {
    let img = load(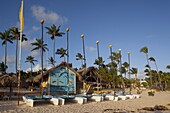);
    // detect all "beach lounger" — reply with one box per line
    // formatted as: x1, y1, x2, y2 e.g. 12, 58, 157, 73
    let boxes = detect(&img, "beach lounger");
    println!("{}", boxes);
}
56, 95, 87, 104
76, 94, 104, 102
133, 94, 141, 99
22, 95, 52, 107
117, 95, 127, 100
114, 96, 119, 101
105, 94, 115, 100
73, 97, 87, 104
50, 97, 65, 105
125, 95, 135, 99
89, 95, 104, 102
